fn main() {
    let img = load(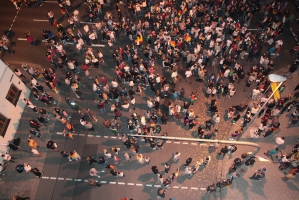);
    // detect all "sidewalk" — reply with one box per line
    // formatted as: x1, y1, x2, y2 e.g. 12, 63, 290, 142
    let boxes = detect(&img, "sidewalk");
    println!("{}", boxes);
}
218, 69, 299, 200
0, 62, 62, 200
